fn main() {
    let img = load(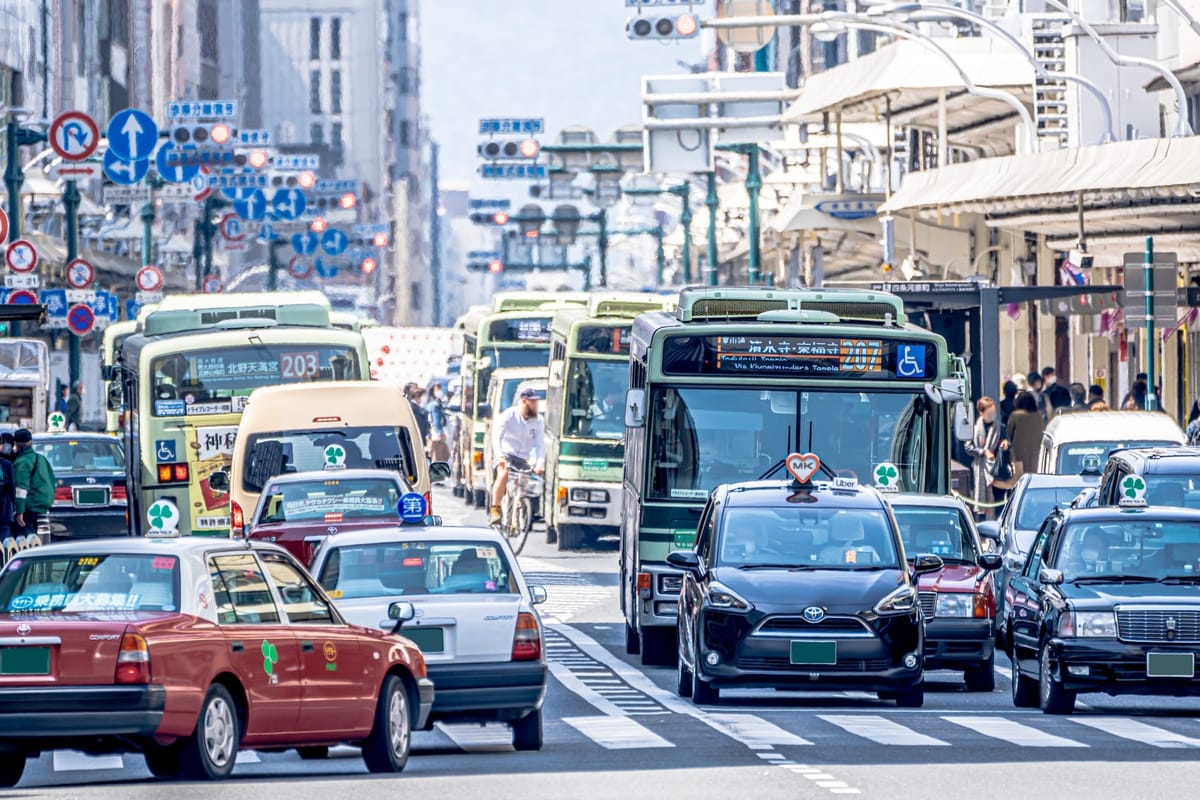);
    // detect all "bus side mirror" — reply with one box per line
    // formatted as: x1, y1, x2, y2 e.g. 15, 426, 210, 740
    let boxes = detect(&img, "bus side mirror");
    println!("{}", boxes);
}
106, 384, 123, 411
477, 403, 492, 419
102, 365, 119, 381
208, 470, 230, 493
953, 404, 973, 442
625, 388, 645, 428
